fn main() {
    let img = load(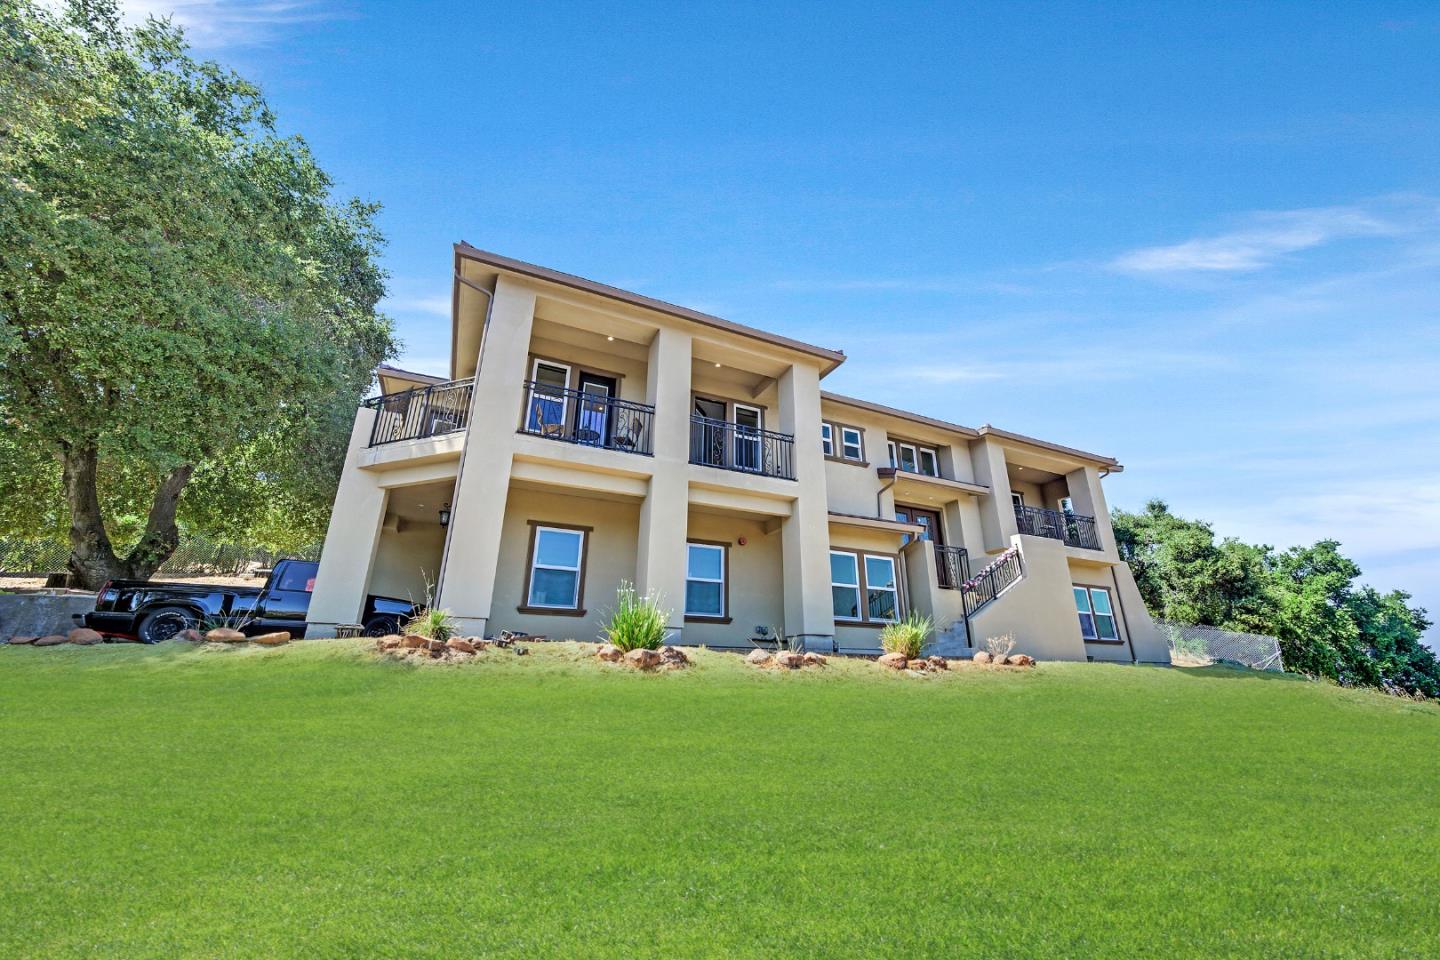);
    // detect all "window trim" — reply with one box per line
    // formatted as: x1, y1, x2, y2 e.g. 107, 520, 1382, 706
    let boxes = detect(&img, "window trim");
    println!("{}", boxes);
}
840, 426, 864, 462
518, 521, 592, 616
917, 447, 939, 477
683, 539, 731, 623
830, 547, 902, 626
820, 422, 834, 457
527, 358, 573, 433
1074, 584, 1122, 644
